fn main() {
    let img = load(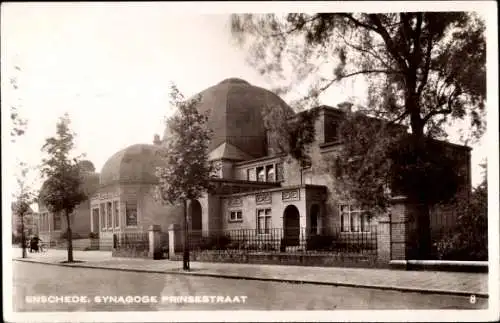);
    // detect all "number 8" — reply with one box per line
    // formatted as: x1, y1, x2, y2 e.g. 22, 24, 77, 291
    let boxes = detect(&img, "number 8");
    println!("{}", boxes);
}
470, 295, 476, 304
